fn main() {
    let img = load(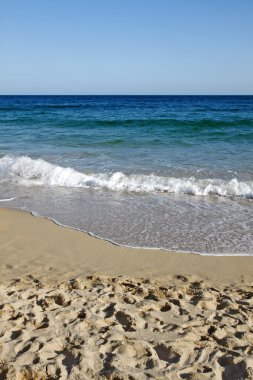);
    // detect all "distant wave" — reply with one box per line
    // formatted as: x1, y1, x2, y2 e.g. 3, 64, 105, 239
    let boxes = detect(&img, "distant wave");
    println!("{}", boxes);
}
0, 155, 252, 199
58, 118, 253, 129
